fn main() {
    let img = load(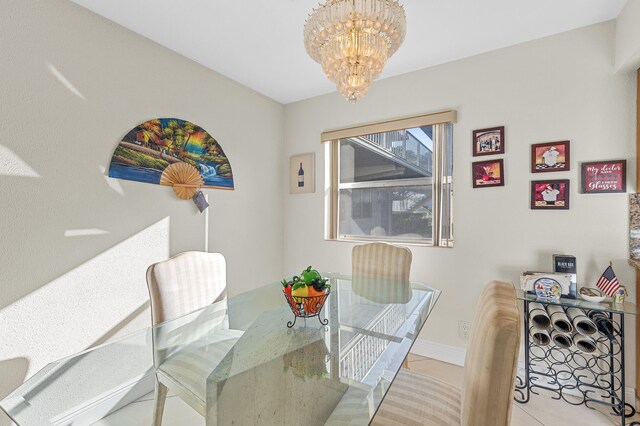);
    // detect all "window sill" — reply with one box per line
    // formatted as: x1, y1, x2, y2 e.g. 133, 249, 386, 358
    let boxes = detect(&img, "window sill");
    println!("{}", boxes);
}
325, 236, 453, 248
